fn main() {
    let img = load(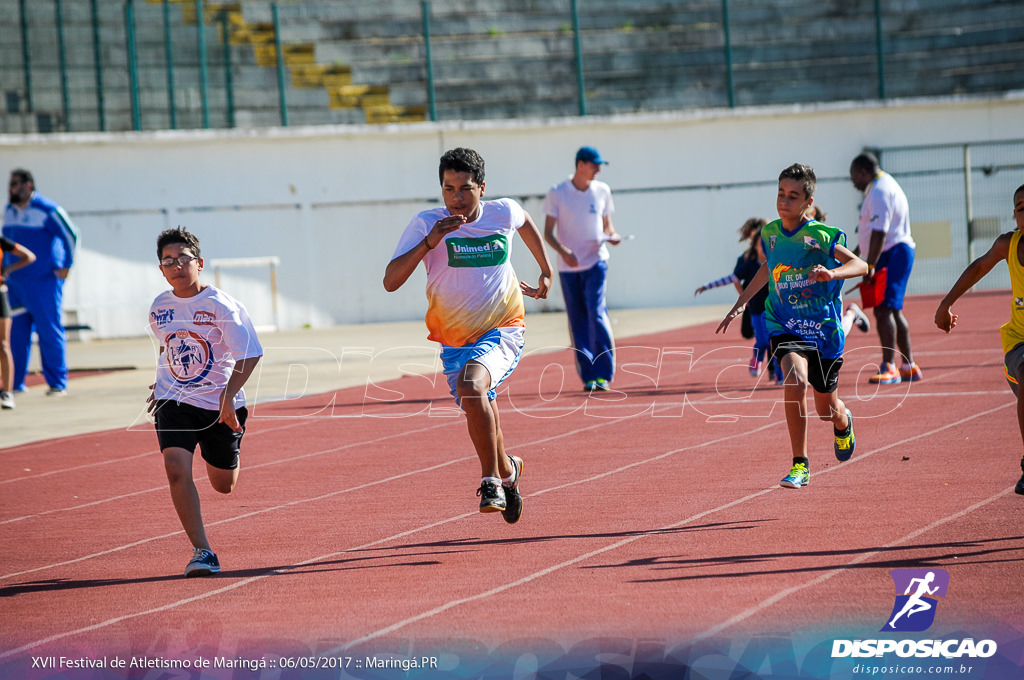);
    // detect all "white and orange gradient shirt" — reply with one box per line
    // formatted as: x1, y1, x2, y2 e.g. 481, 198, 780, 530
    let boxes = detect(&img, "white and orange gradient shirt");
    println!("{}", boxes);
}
393, 198, 526, 347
